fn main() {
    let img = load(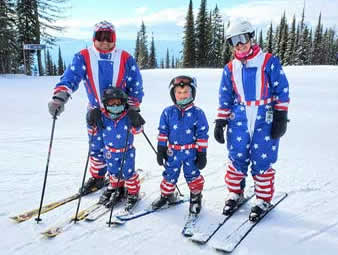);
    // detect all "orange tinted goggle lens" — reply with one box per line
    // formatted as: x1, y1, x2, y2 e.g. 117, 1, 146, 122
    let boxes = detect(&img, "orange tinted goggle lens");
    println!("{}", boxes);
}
173, 78, 191, 86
